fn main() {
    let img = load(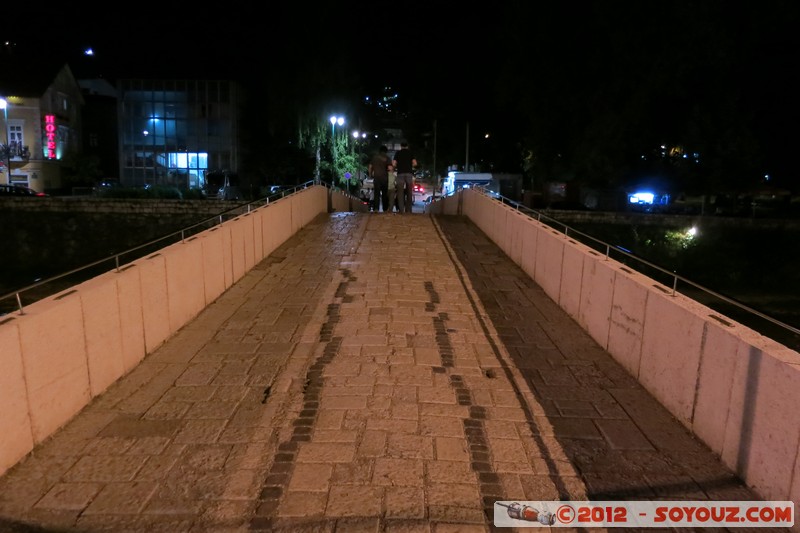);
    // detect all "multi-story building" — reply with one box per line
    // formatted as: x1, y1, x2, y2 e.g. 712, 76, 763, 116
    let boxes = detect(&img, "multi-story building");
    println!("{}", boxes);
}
0, 47, 84, 193
2, 42, 243, 194
117, 79, 241, 191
